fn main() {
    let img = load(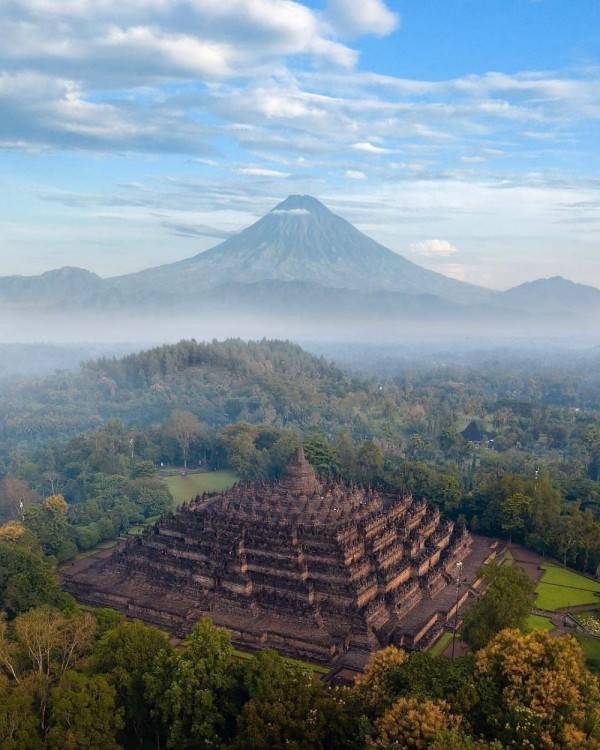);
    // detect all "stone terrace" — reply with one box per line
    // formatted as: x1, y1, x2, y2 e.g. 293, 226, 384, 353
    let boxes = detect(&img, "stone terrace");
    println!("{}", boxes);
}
64, 448, 500, 668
